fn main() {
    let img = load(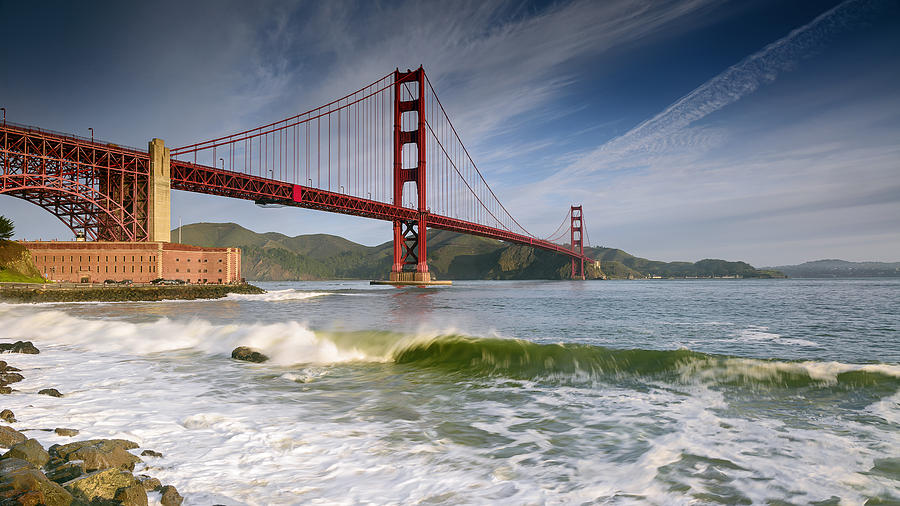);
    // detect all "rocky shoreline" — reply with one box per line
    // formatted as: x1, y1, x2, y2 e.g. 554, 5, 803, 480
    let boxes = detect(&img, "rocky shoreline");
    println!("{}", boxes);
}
0, 341, 183, 506
0, 283, 264, 303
